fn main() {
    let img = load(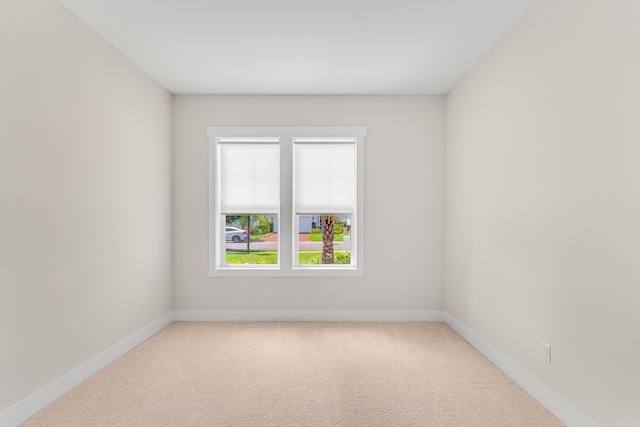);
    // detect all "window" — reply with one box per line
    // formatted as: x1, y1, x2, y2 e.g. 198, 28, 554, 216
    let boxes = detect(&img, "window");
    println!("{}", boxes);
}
208, 127, 365, 277
215, 138, 280, 270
